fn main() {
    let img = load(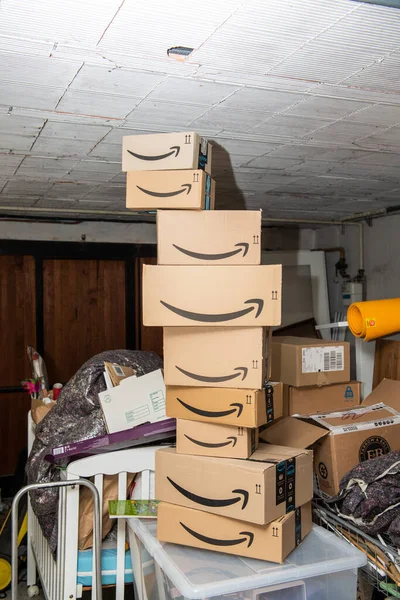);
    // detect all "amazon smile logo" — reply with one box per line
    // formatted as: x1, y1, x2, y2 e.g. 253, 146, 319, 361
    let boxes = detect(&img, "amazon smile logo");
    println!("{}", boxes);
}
160, 298, 264, 323
172, 242, 249, 261
180, 522, 254, 548
127, 146, 180, 161
136, 183, 191, 198
177, 397, 243, 418
176, 365, 248, 383
167, 477, 249, 509
184, 434, 237, 448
